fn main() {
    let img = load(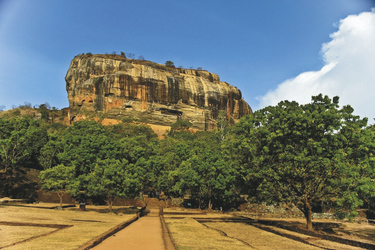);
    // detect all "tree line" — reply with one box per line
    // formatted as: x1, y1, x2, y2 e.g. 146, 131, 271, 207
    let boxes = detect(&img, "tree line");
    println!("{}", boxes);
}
1, 94, 374, 230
